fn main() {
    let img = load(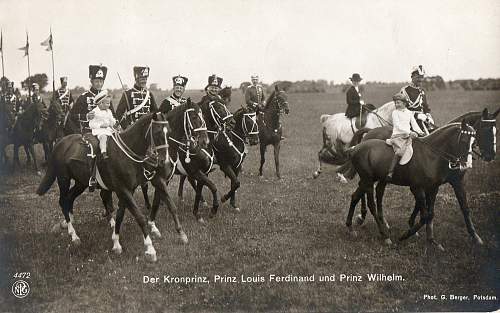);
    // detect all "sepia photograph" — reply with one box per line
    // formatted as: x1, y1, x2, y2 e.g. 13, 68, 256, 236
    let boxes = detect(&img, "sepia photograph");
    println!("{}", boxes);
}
0, 0, 498, 312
